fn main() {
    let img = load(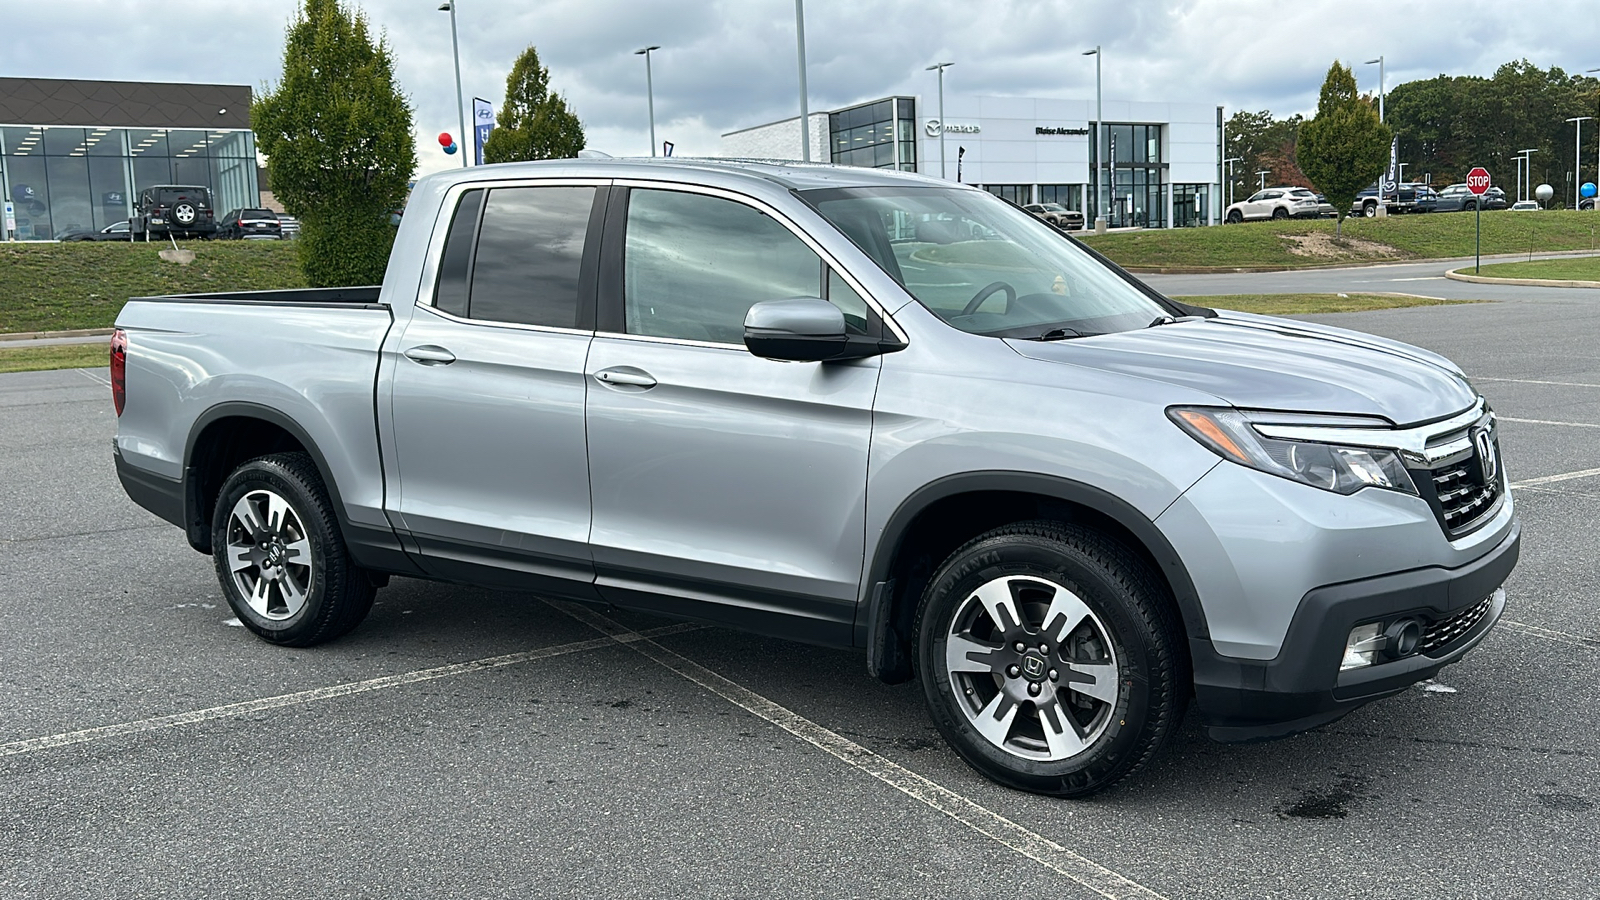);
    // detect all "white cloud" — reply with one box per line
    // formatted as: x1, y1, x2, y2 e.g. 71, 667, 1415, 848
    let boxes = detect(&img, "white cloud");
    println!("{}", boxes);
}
7, 0, 1600, 177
